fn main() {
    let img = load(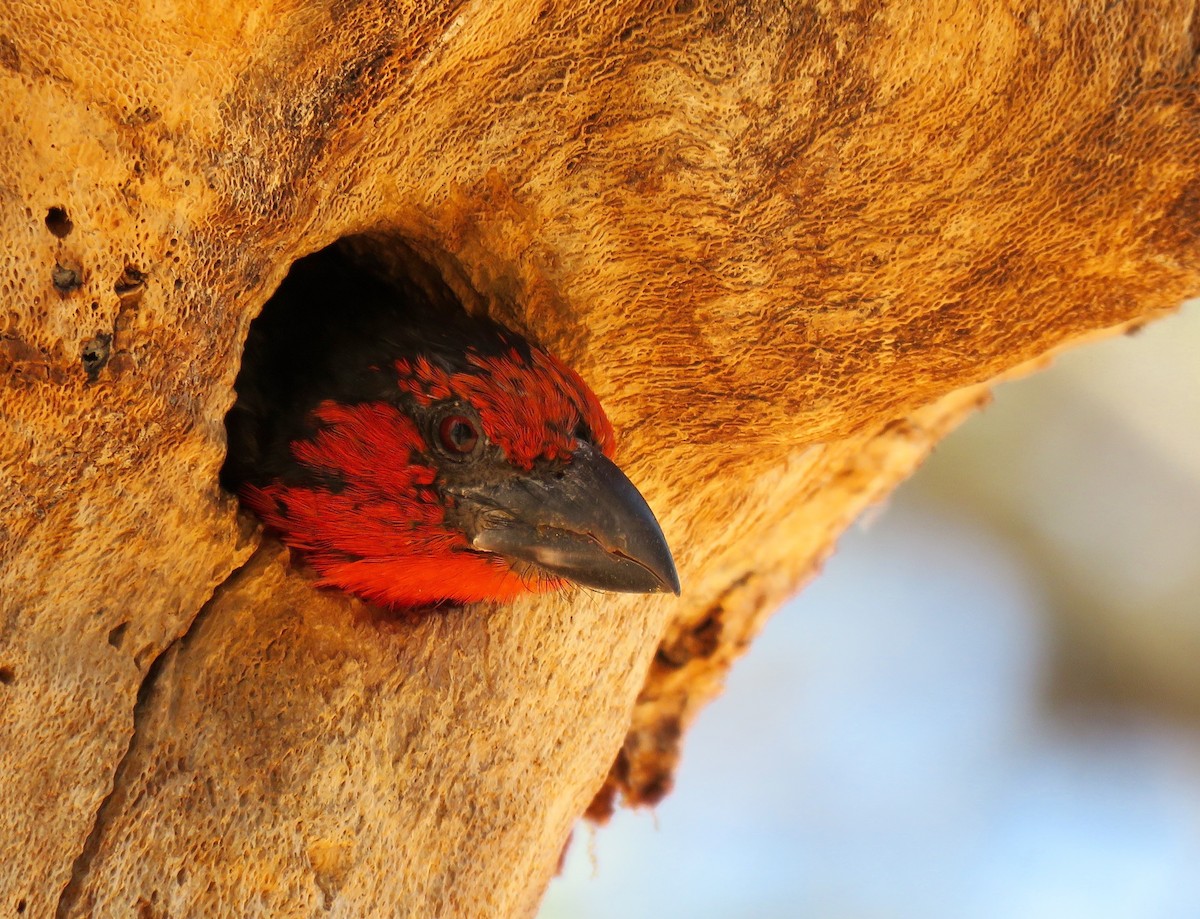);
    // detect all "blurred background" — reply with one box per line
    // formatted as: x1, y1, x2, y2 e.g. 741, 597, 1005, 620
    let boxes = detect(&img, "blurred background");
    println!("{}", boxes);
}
541, 301, 1200, 919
